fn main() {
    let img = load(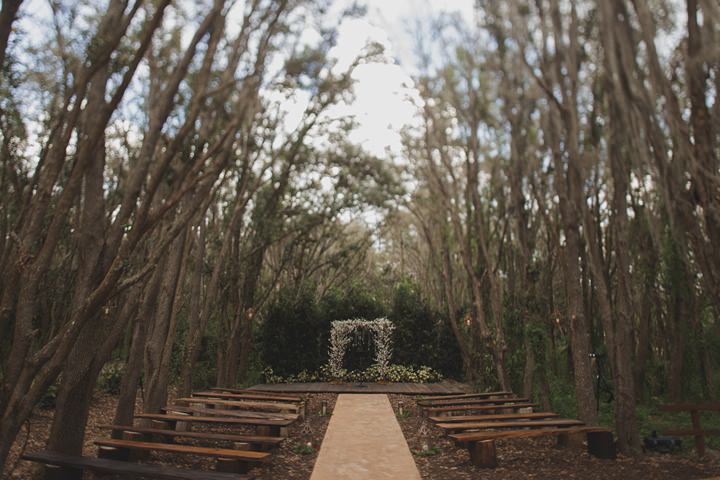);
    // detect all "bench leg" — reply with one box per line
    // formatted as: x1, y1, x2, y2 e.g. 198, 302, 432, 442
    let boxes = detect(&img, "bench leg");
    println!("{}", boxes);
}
587, 431, 616, 459
124, 431, 151, 461
258, 425, 284, 437
152, 419, 176, 431
97, 445, 131, 462
557, 431, 585, 449
691, 410, 706, 458
43, 464, 83, 480
216, 457, 251, 474
233, 441, 251, 451
467, 439, 497, 468
175, 412, 191, 432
